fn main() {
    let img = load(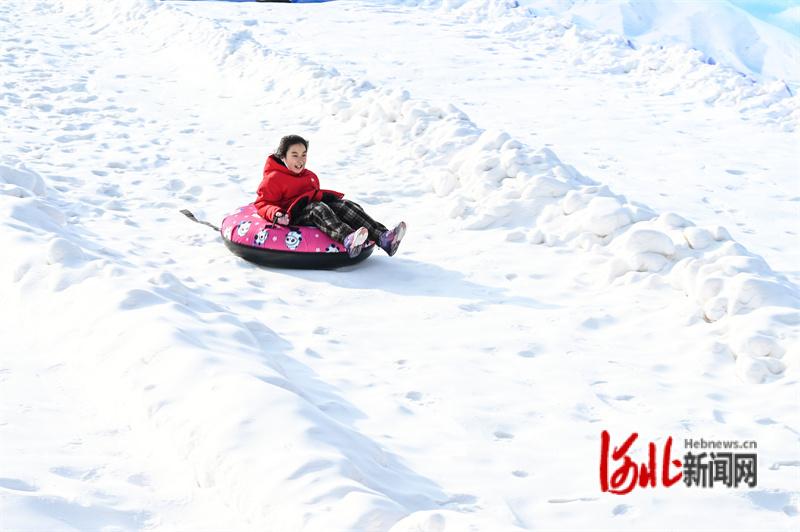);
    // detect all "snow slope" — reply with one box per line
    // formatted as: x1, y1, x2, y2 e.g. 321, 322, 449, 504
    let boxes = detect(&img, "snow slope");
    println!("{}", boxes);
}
388, 0, 800, 88
1, 0, 798, 531
773, 5, 800, 35
732, 0, 800, 37
518, 0, 800, 89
